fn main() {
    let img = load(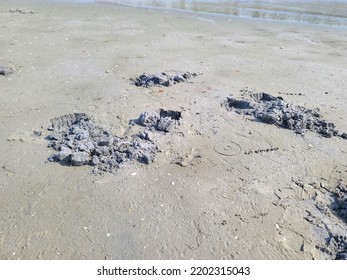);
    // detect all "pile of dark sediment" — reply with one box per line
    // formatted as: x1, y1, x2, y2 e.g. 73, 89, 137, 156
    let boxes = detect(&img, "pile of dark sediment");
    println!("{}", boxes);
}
47, 113, 158, 174
0, 66, 14, 76
9, 9, 34, 14
331, 182, 347, 223
318, 183, 347, 260
131, 71, 199, 87
320, 235, 347, 260
46, 110, 181, 173
134, 109, 182, 133
225, 92, 347, 139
